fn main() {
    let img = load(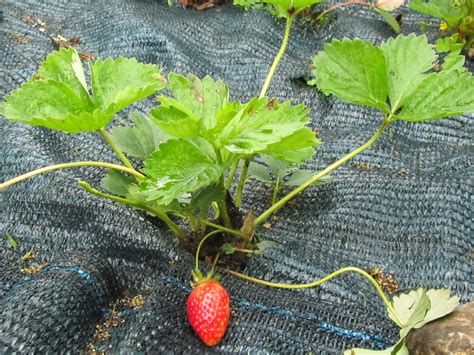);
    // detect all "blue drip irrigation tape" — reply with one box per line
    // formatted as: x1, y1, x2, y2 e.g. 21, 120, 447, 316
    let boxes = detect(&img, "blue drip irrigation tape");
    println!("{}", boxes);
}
163, 275, 390, 349
6, 268, 389, 349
